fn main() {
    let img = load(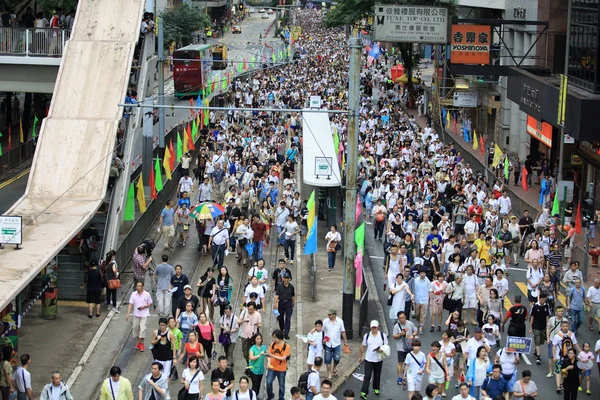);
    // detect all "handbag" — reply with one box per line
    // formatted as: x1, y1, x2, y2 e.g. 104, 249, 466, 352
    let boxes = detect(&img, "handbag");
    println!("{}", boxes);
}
178, 369, 201, 400
107, 278, 121, 289
198, 357, 210, 374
